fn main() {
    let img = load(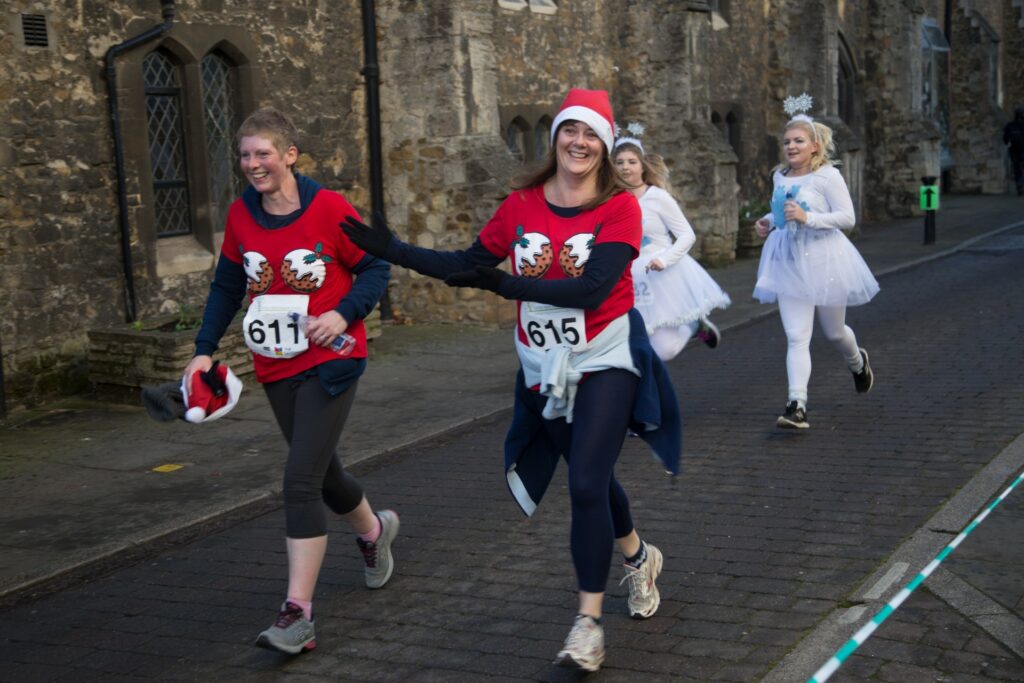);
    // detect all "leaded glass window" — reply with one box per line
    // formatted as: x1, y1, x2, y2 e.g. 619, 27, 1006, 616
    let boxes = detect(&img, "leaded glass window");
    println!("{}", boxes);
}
144, 49, 192, 237
201, 51, 242, 231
